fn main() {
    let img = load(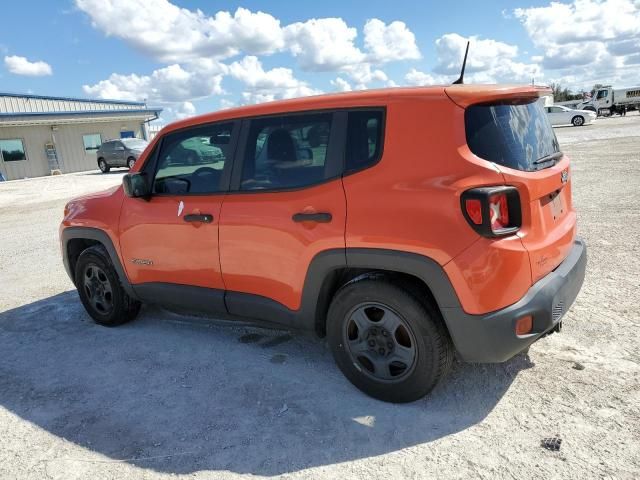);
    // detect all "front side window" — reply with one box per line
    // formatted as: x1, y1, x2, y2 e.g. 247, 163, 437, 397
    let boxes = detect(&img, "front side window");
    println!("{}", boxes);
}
597, 89, 608, 99
345, 110, 383, 172
0, 139, 27, 162
82, 134, 102, 152
153, 123, 234, 195
241, 113, 332, 191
